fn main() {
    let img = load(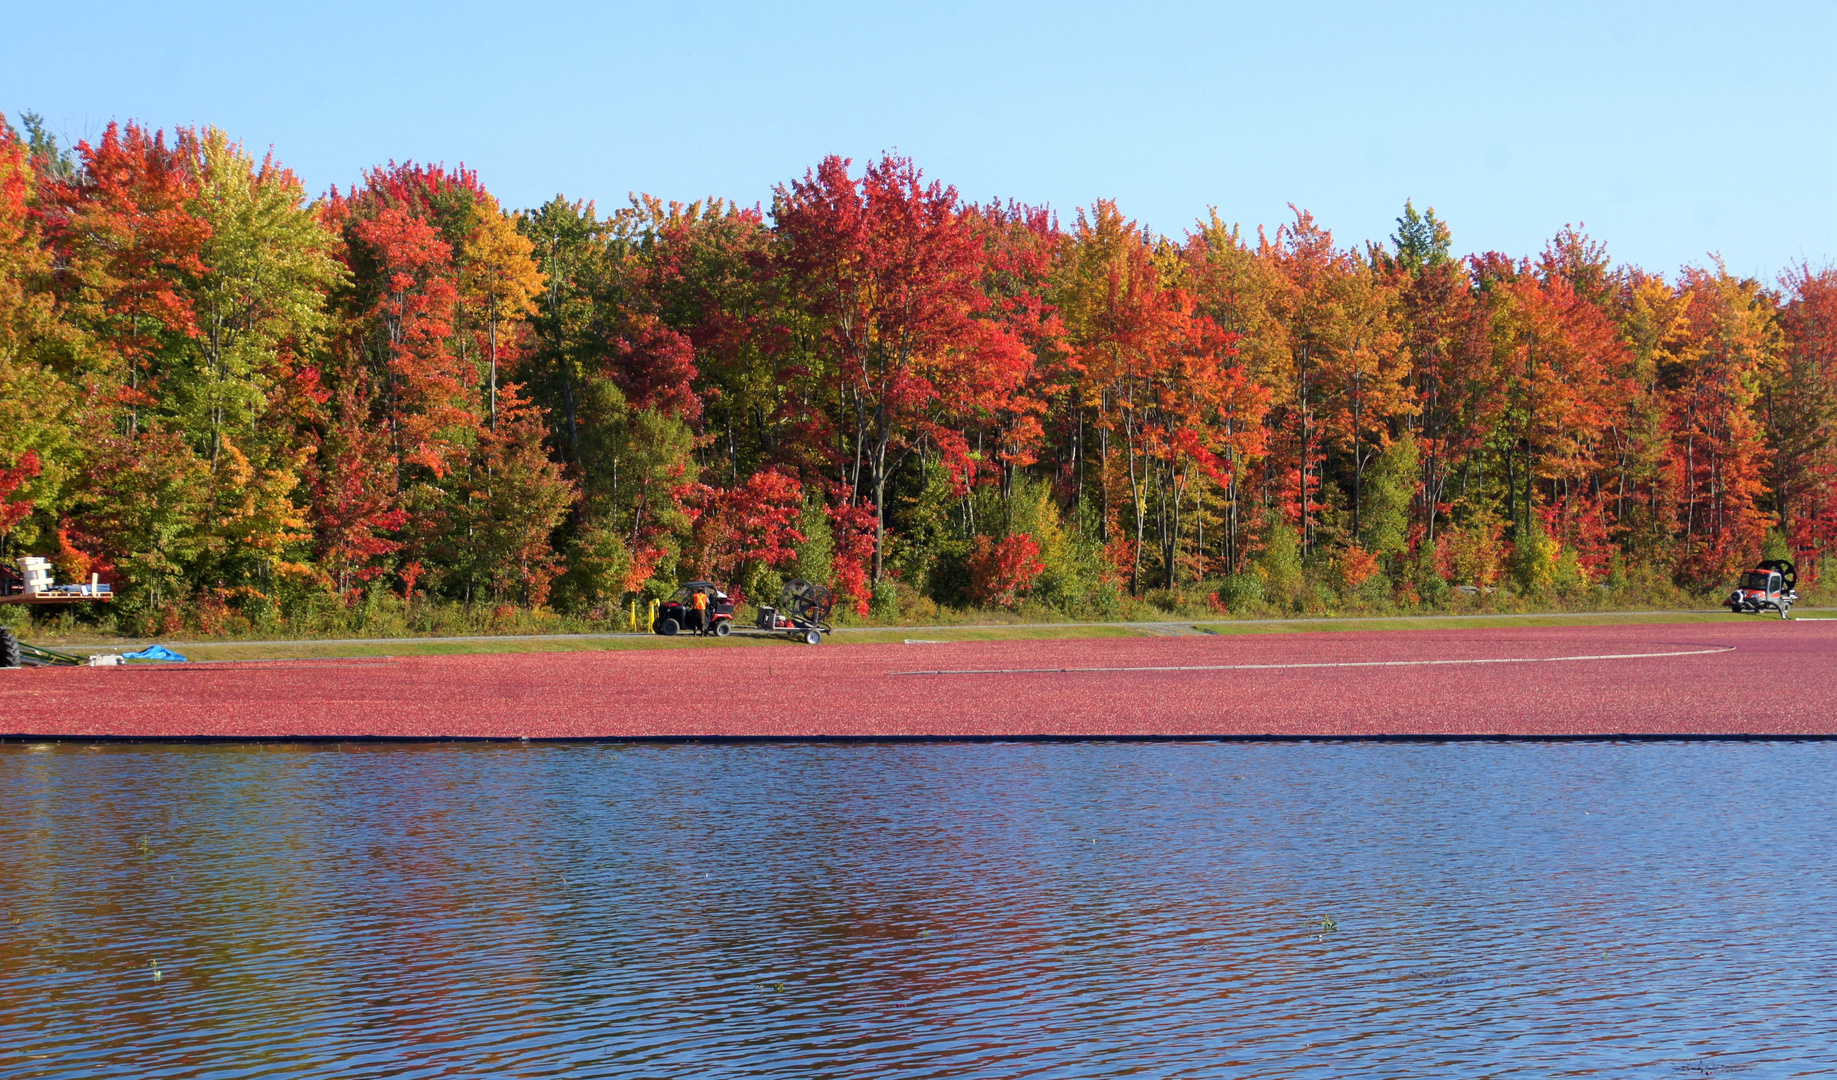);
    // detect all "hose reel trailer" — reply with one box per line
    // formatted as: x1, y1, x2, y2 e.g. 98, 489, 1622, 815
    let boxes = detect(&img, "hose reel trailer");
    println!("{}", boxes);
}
754, 579, 835, 645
